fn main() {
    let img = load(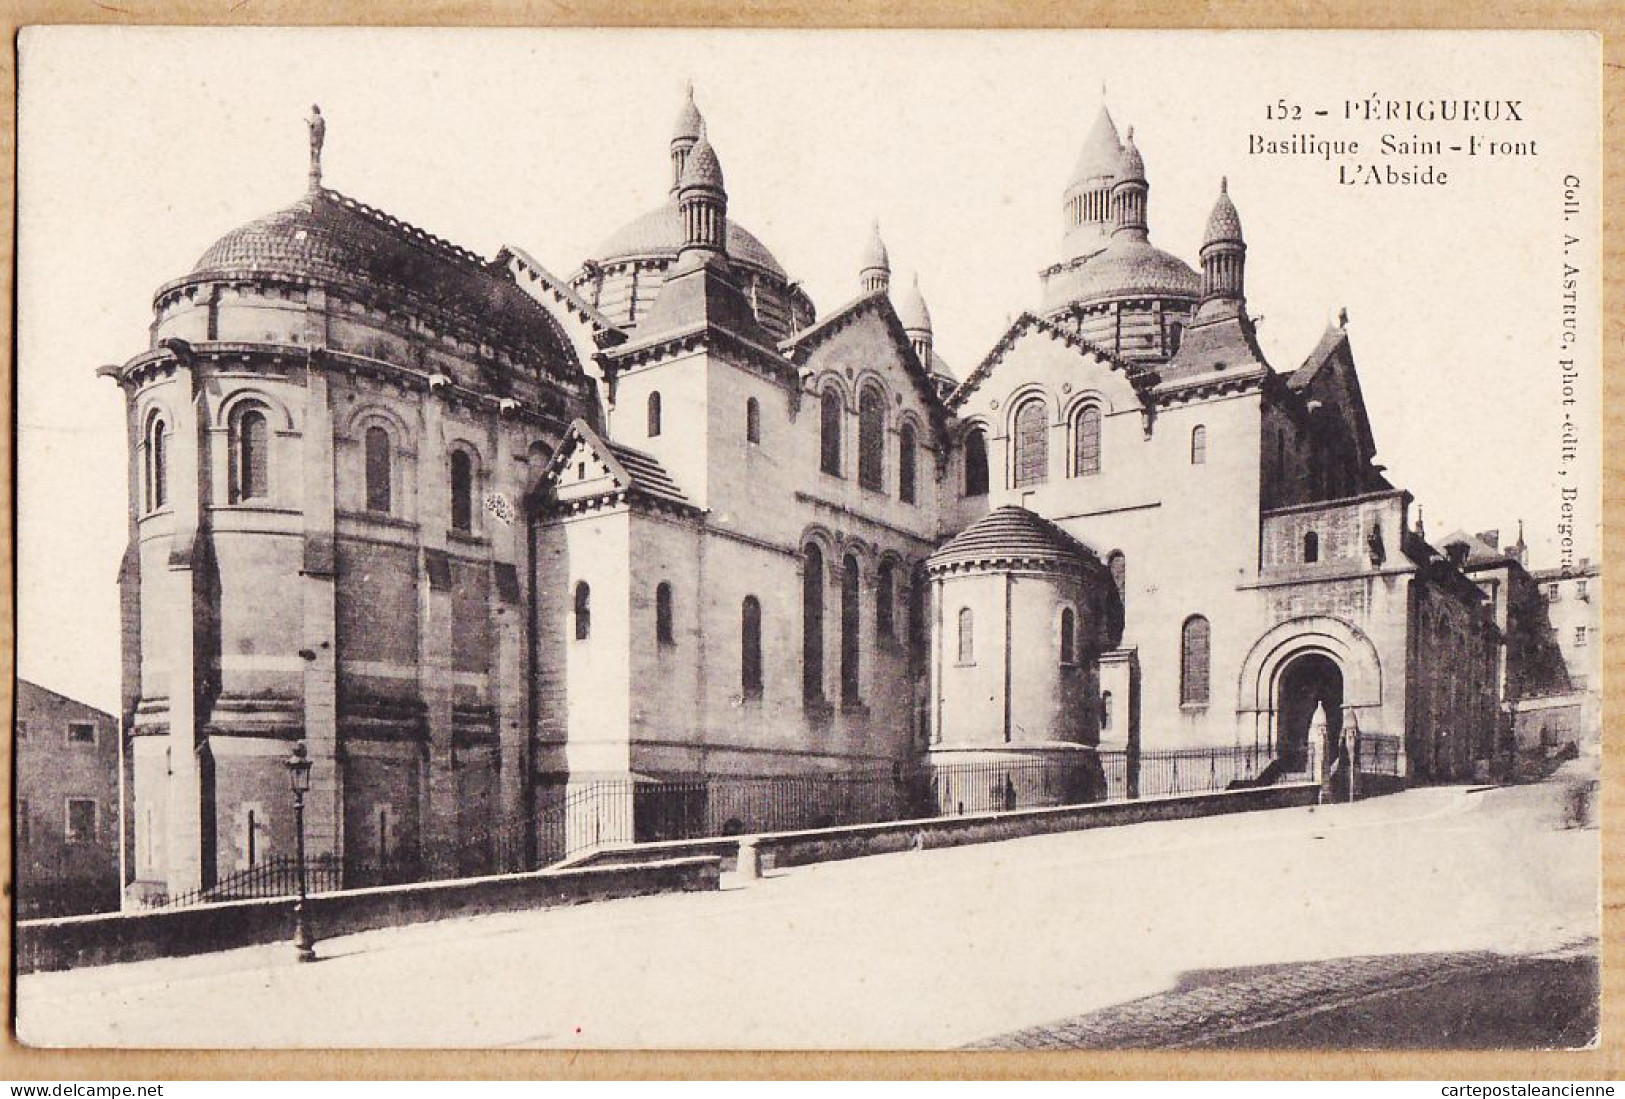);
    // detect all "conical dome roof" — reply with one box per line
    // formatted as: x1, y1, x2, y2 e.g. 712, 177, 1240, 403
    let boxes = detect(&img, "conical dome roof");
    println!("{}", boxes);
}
930, 506, 1100, 572
860, 220, 890, 273
679, 129, 725, 191
1203, 177, 1244, 246
672, 83, 704, 143
895, 272, 932, 333
1068, 104, 1123, 185
1116, 127, 1145, 183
